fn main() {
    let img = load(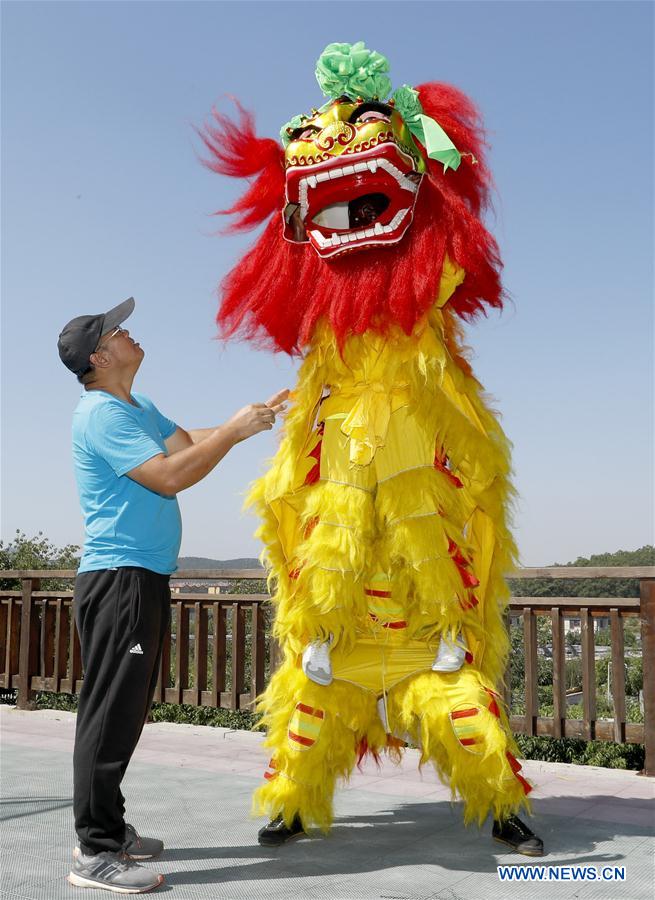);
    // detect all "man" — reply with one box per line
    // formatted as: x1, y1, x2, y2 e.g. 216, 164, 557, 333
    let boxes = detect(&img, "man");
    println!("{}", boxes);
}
57, 297, 287, 893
